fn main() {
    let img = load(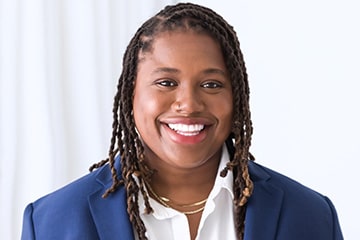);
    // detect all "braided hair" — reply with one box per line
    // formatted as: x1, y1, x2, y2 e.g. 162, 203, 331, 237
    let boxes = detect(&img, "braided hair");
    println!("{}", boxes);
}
90, 3, 254, 239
